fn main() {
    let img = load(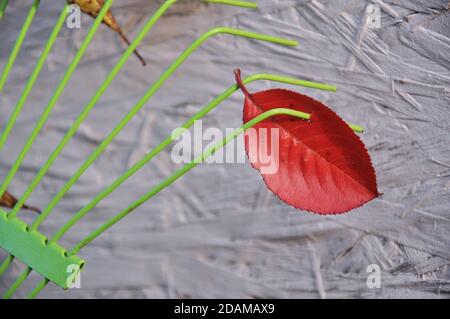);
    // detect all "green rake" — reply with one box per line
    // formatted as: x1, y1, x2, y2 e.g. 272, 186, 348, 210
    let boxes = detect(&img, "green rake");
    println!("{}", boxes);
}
0, 0, 364, 298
